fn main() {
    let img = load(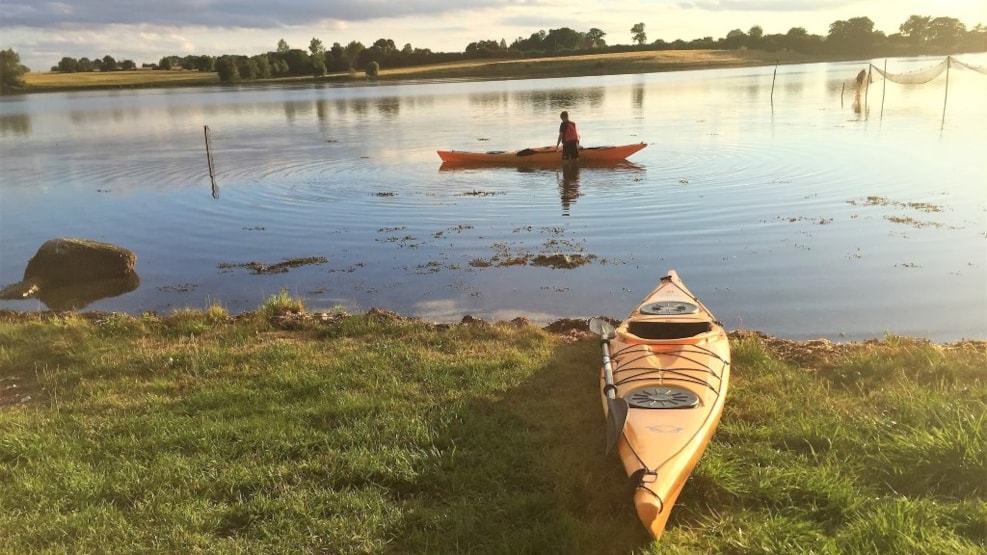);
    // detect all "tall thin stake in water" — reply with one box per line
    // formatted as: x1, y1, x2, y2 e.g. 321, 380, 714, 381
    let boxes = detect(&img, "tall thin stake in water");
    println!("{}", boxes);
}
770, 62, 777, 104
204, 125, 218, 198
880, 60, 887, 120
941, 57, 952, 130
